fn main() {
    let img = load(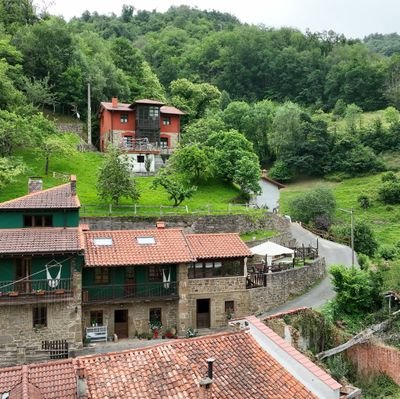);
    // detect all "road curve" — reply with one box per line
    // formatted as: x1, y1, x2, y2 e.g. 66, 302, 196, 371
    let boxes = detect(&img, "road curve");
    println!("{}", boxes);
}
261, 222, 356, 316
